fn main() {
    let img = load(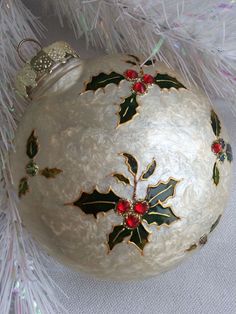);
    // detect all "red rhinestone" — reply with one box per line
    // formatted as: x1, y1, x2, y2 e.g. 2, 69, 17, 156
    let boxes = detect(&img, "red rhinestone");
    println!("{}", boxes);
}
212, 142, 222, 154
116, 199, 131, 215
132, 81, 146, 94
142, 74, 154, 84
133, 201, 149, 215
124, 69, 139, 80
125, 214, 140, 229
